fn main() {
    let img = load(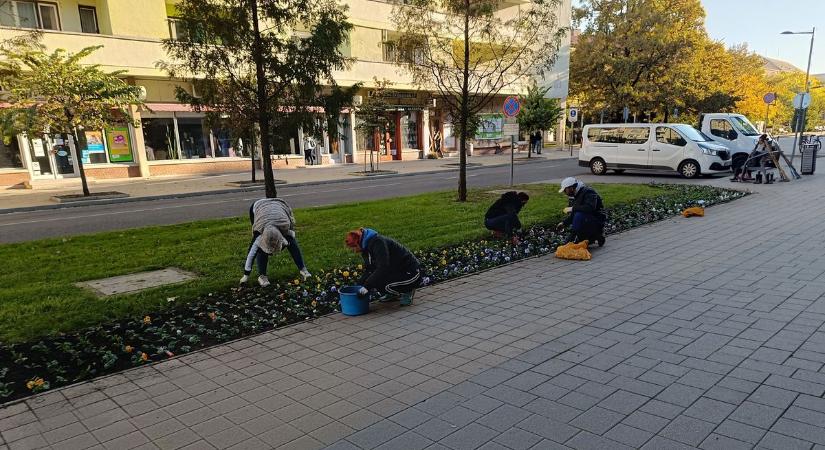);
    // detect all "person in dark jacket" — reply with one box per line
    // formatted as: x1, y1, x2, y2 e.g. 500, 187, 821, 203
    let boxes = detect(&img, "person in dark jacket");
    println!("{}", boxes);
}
556, 177, 606, 247
345, 228, 421, 306
485, 191, 529, 240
